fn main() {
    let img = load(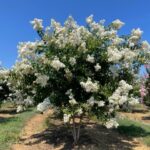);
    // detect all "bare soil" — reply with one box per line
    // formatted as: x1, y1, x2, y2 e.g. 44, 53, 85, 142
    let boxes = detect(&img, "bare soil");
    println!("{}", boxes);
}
10, 109, 150, 150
